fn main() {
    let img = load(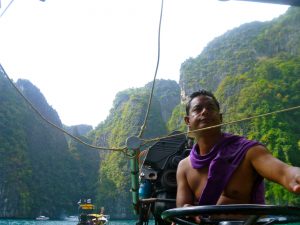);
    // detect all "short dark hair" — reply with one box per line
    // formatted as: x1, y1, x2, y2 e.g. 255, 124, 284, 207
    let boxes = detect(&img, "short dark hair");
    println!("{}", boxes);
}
185, 90, 220, 115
